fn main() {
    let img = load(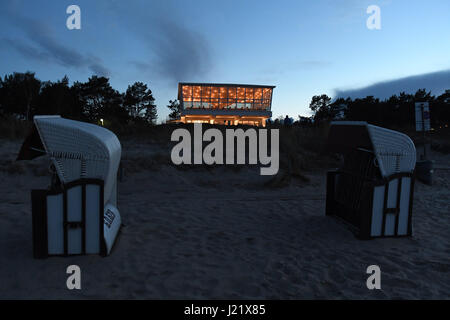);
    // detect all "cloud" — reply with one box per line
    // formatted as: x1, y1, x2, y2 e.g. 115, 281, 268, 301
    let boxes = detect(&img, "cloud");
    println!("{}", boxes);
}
3, 38, 51, 62
131, 17, 211, 85
88, 62, 110, 78
154, 20, 211, 83
2, 9, 110, 77
334, 69, 450, 99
